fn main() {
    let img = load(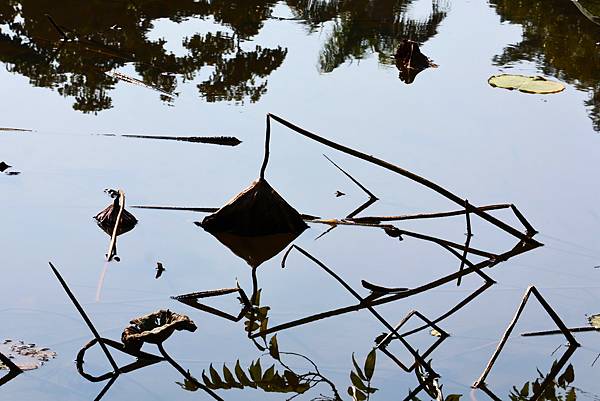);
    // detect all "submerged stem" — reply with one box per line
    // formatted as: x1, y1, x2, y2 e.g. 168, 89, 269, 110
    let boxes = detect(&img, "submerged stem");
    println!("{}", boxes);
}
157, 343, 224, 401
